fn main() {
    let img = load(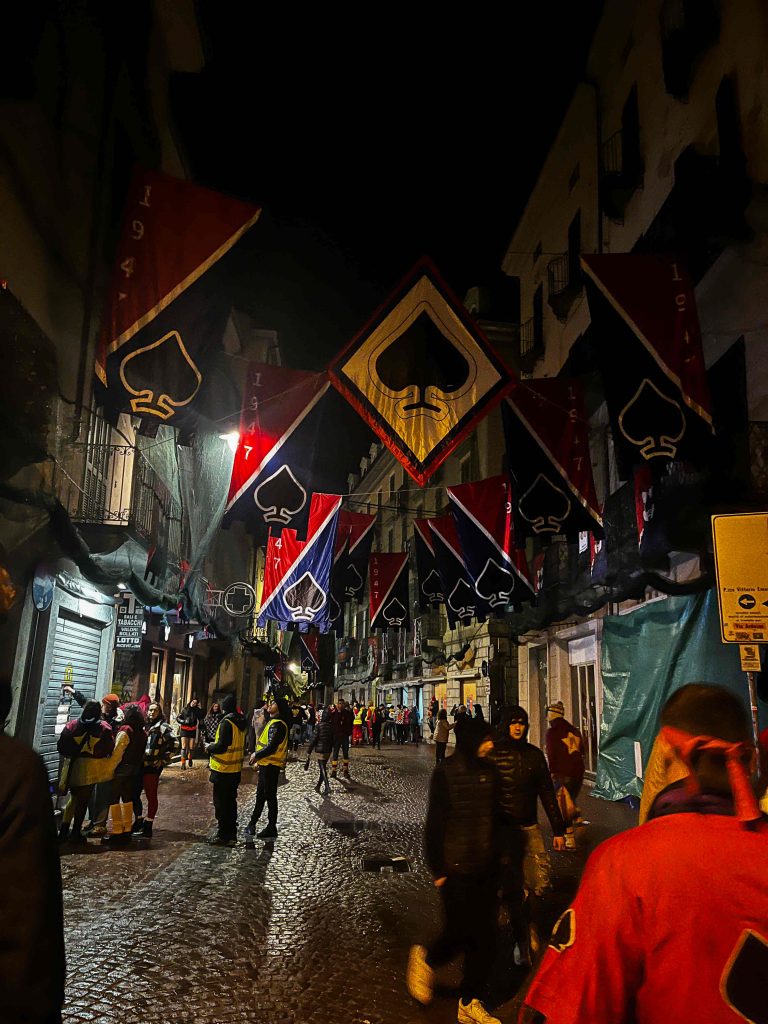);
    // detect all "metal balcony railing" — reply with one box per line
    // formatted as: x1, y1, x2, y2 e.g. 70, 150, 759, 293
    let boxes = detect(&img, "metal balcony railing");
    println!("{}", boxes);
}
52, 439, 187, 564
519, 317, 536, 358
